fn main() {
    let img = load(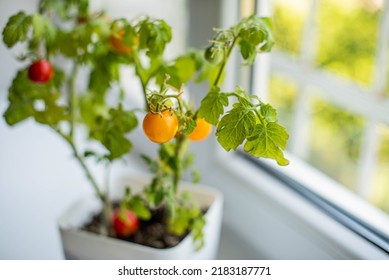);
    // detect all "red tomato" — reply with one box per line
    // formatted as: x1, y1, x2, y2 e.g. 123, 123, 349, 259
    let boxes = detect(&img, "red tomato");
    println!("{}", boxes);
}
112, 209, 140, 238
28, 59, 54, 83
